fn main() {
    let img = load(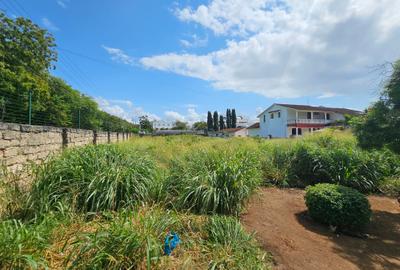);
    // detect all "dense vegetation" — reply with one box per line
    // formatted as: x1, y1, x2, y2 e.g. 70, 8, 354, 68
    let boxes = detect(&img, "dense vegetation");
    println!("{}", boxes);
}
0, 131, 399, 268
305, 184, 372, 231
0, 12, 138, 132
352, 60, 400, 153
